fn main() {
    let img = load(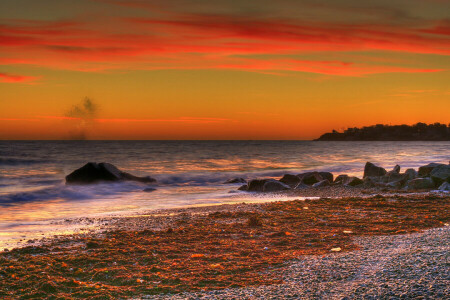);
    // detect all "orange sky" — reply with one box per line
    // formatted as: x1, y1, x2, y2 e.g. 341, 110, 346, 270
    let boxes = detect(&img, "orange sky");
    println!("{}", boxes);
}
0, 0, 449, 139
